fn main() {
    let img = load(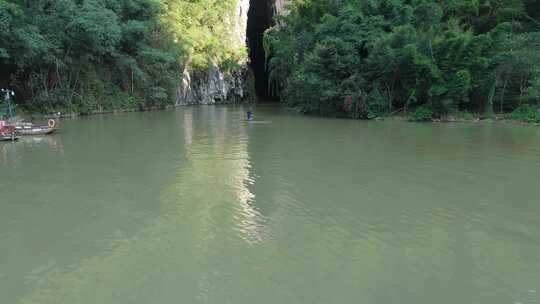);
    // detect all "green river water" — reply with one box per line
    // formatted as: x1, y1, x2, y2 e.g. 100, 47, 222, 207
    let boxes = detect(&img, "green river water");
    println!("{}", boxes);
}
1, 105, 540, 304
